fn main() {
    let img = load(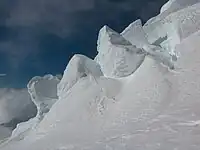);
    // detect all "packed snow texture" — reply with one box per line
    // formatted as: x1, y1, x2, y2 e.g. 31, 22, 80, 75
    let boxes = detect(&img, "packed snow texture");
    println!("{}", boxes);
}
95, 25, 145, 78
1, 0, 200, 149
